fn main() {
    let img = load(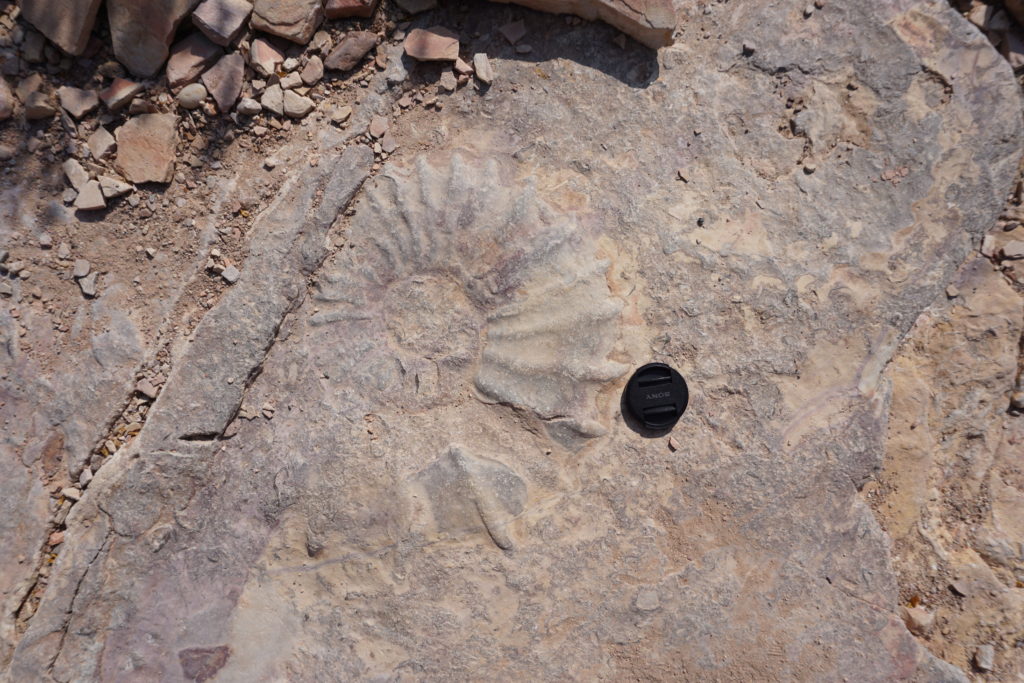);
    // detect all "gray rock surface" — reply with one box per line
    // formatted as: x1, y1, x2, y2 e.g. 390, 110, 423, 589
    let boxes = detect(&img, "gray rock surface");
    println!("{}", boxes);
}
2, 1, 1022, 680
